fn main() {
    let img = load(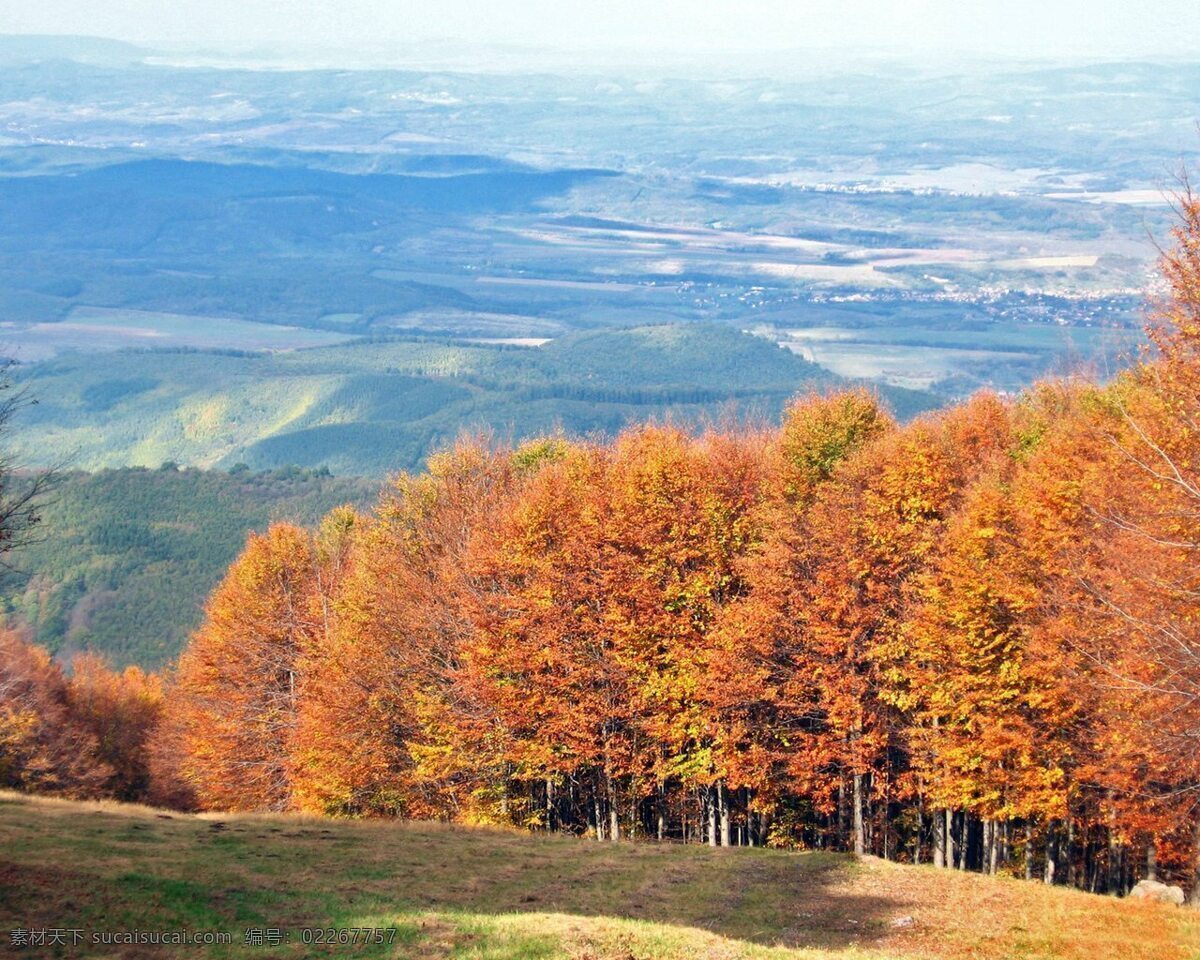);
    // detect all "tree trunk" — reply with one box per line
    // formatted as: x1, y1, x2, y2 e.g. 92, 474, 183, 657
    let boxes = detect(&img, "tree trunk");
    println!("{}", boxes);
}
1107, 832, 1119, 894
1025, 823, 1034, 881
1066, 817, 1076, 888
1147, 840, 1157, 882
1044, 822, 1056, 885
707, 788, 718, 848
837, 780, 848, 851
882, 803, 891, 860
1106, 791, 1119, 895
656, 783, 665, 842
852, 772, 865, 856
945, 809, 956, 870
719, 780, 731, 847
933, 808, 945, 868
